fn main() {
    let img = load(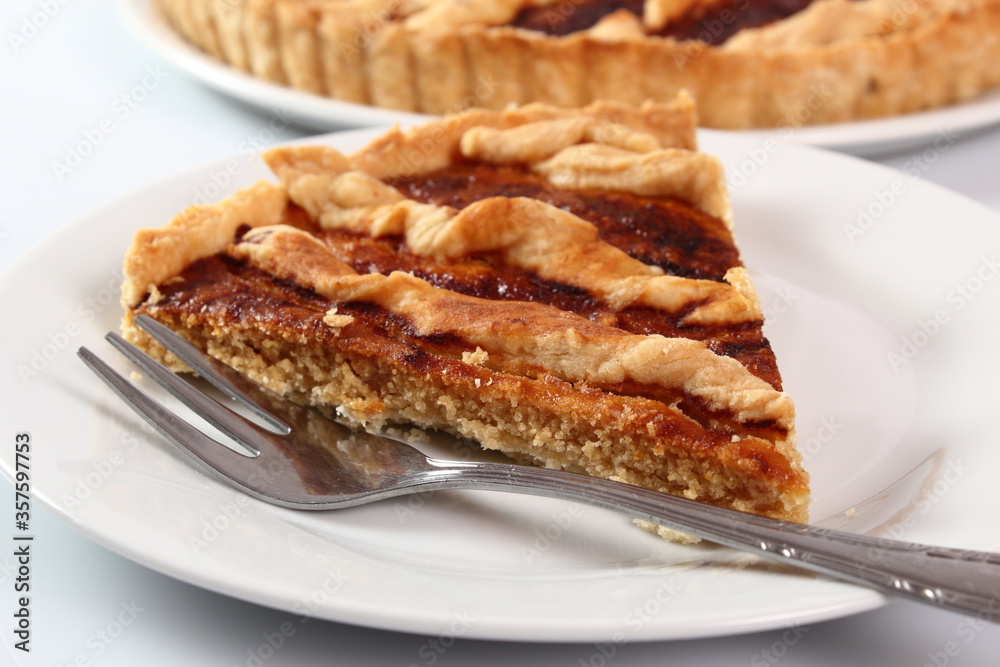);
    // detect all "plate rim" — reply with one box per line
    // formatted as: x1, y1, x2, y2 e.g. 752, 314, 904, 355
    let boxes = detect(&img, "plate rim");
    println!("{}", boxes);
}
6, 130, 1000, 641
